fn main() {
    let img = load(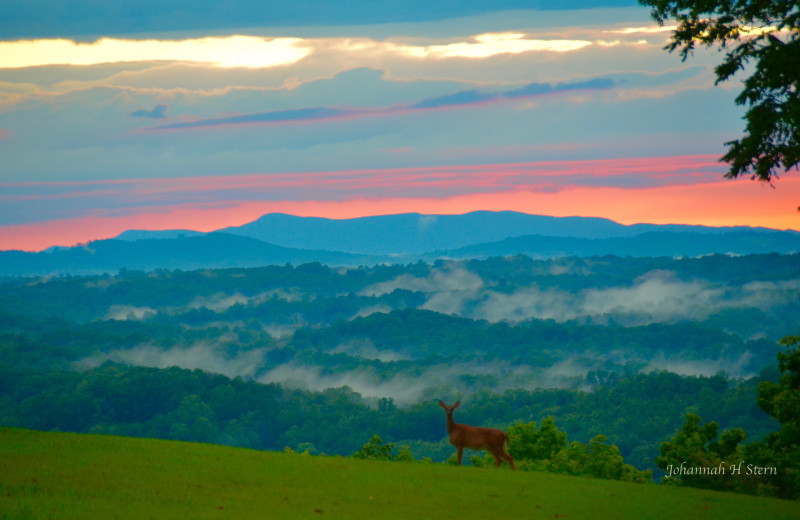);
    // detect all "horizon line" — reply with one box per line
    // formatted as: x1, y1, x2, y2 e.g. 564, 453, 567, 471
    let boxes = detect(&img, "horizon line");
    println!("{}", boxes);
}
5, 208, 798, 254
